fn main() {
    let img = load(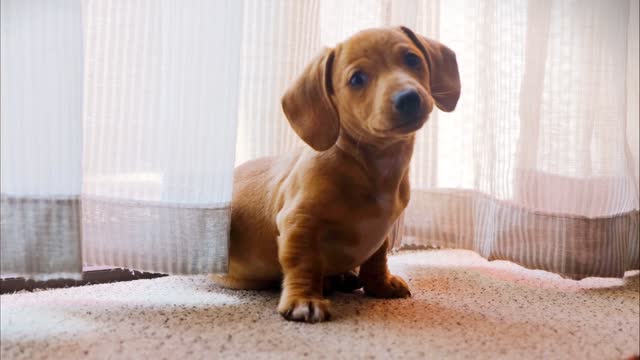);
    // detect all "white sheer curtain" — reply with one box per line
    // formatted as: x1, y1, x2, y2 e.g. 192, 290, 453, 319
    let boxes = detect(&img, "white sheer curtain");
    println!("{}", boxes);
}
234, 0, 639, 279
1, 0, 242, 279
2, 0, 638, 280
399, 0, 639, 278
80, 0, 242, 274
1, 0, 84, 279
